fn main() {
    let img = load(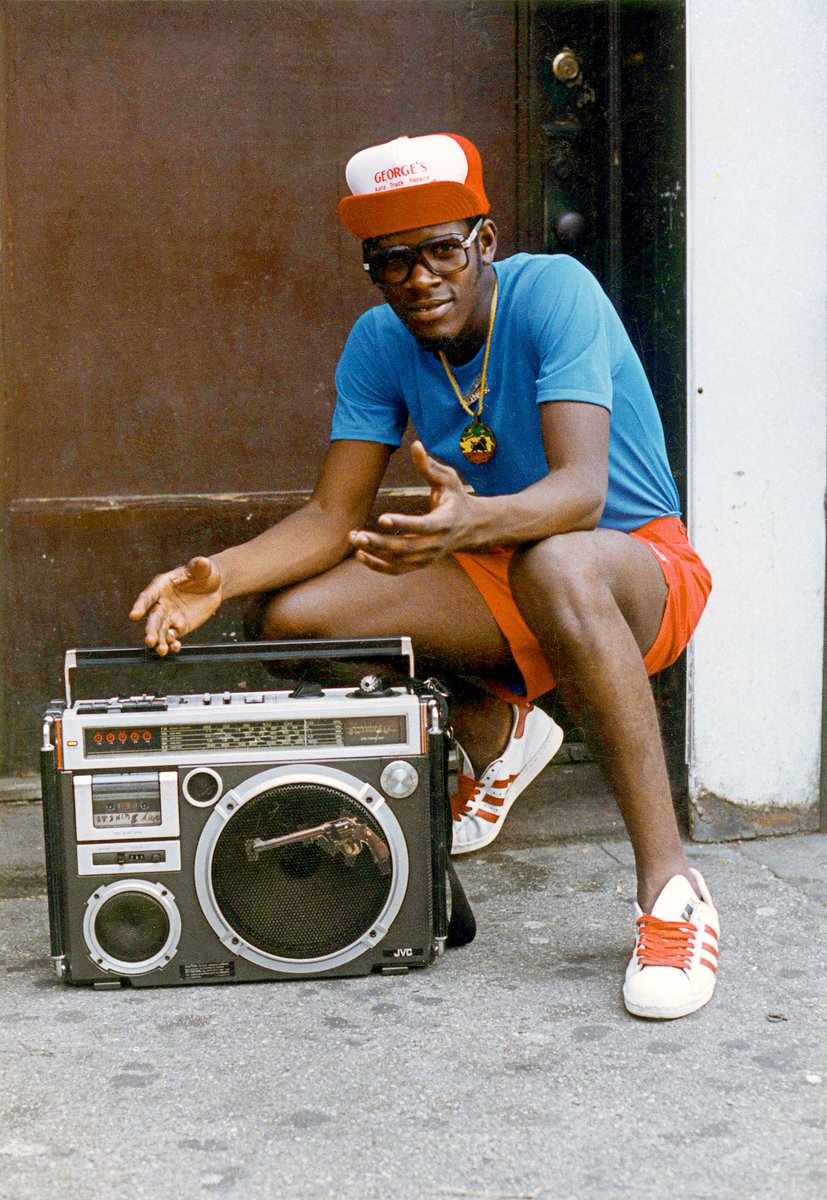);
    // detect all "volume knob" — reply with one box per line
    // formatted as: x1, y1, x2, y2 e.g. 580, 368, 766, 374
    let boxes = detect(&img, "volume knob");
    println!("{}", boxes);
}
359, 675, 386, 695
